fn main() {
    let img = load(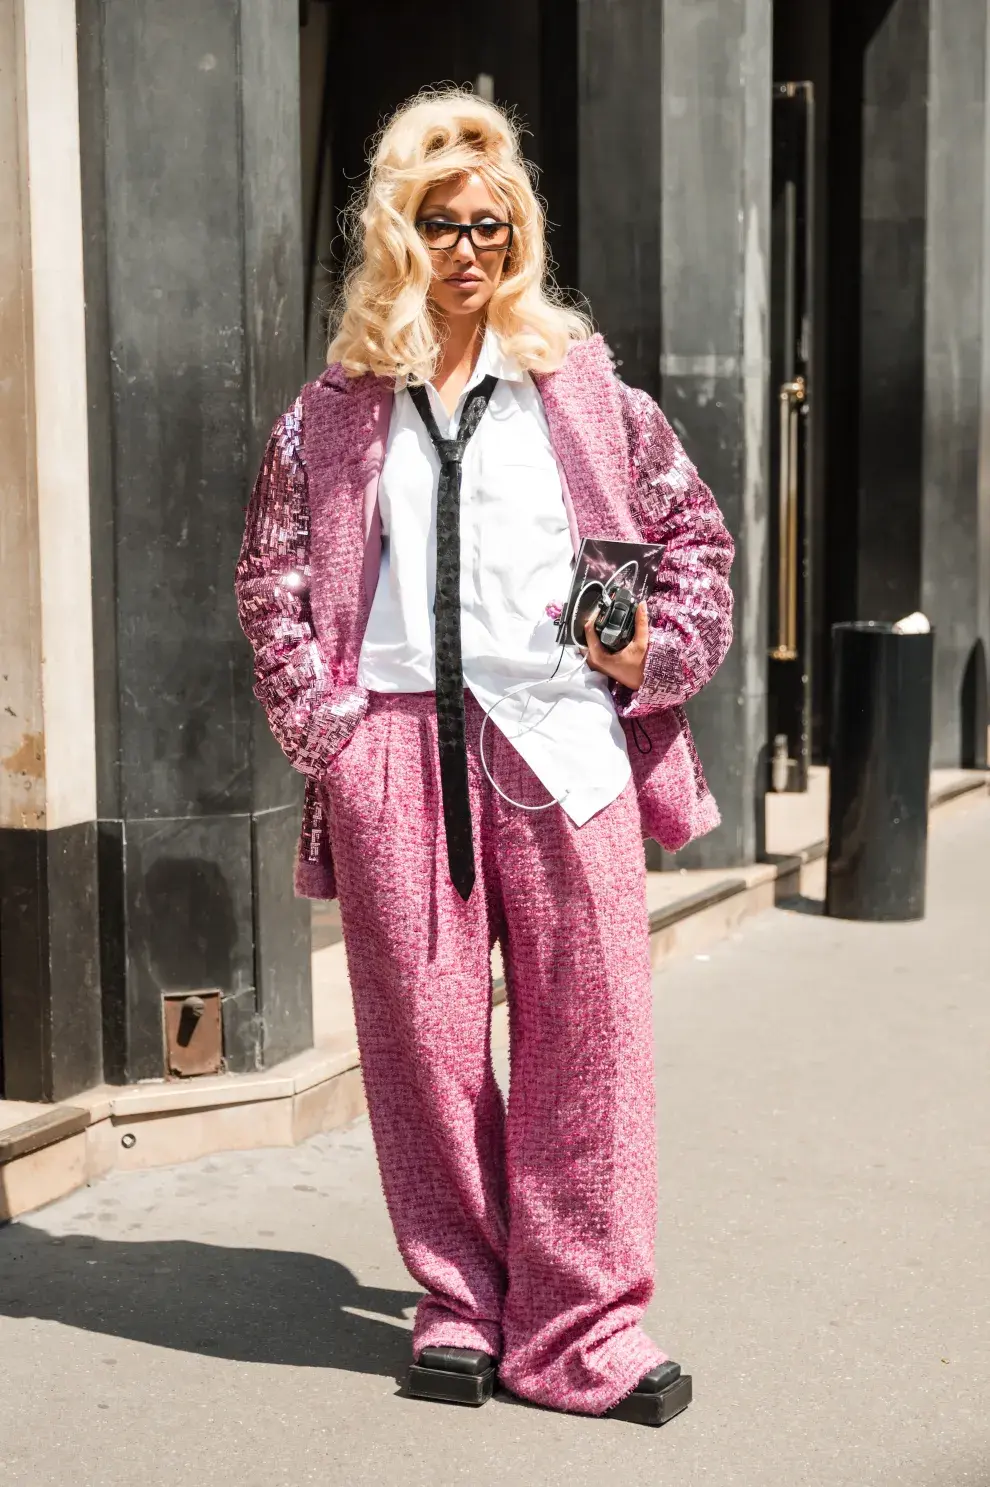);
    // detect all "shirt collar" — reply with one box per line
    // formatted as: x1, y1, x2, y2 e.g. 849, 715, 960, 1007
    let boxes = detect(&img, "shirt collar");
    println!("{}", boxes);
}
473, 326, 526, 384
395, 326, 525, 393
